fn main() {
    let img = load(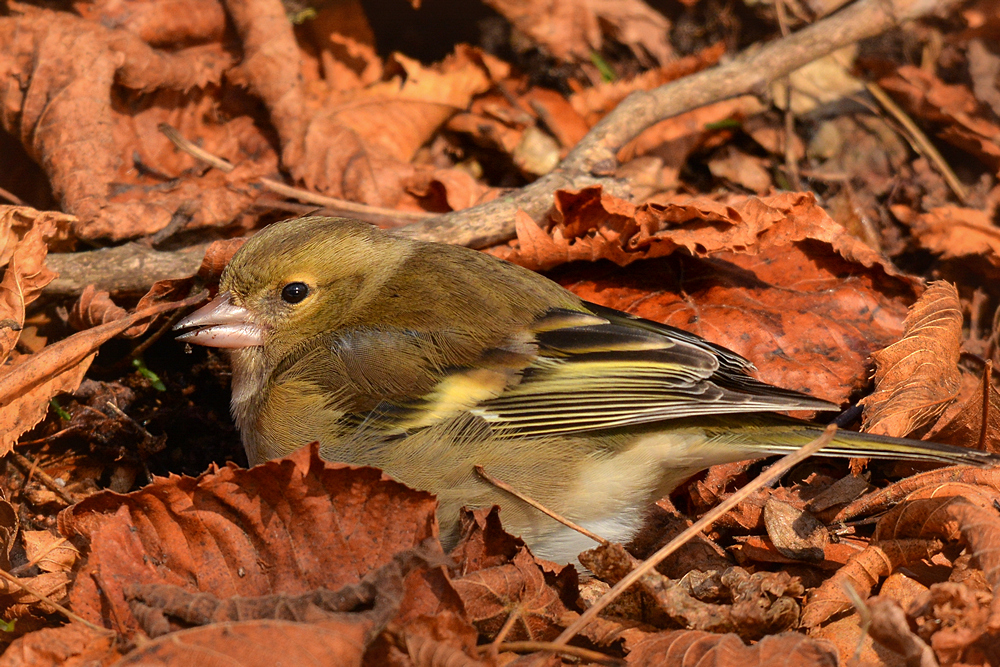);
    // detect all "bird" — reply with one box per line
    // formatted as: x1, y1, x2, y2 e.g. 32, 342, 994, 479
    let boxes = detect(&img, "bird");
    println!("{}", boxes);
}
175, 216, 998, 563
